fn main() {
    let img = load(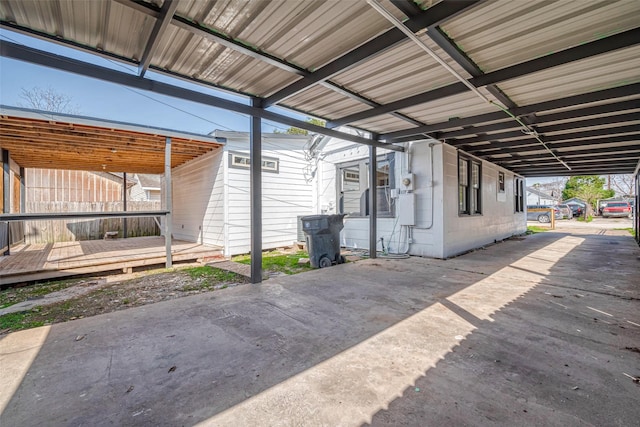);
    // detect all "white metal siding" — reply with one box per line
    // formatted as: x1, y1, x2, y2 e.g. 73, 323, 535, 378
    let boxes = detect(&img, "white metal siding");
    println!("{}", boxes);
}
224, 137, 314, 256
317, 139, 525, 259
170, 148, 225, 247
441, 145, 527, 258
